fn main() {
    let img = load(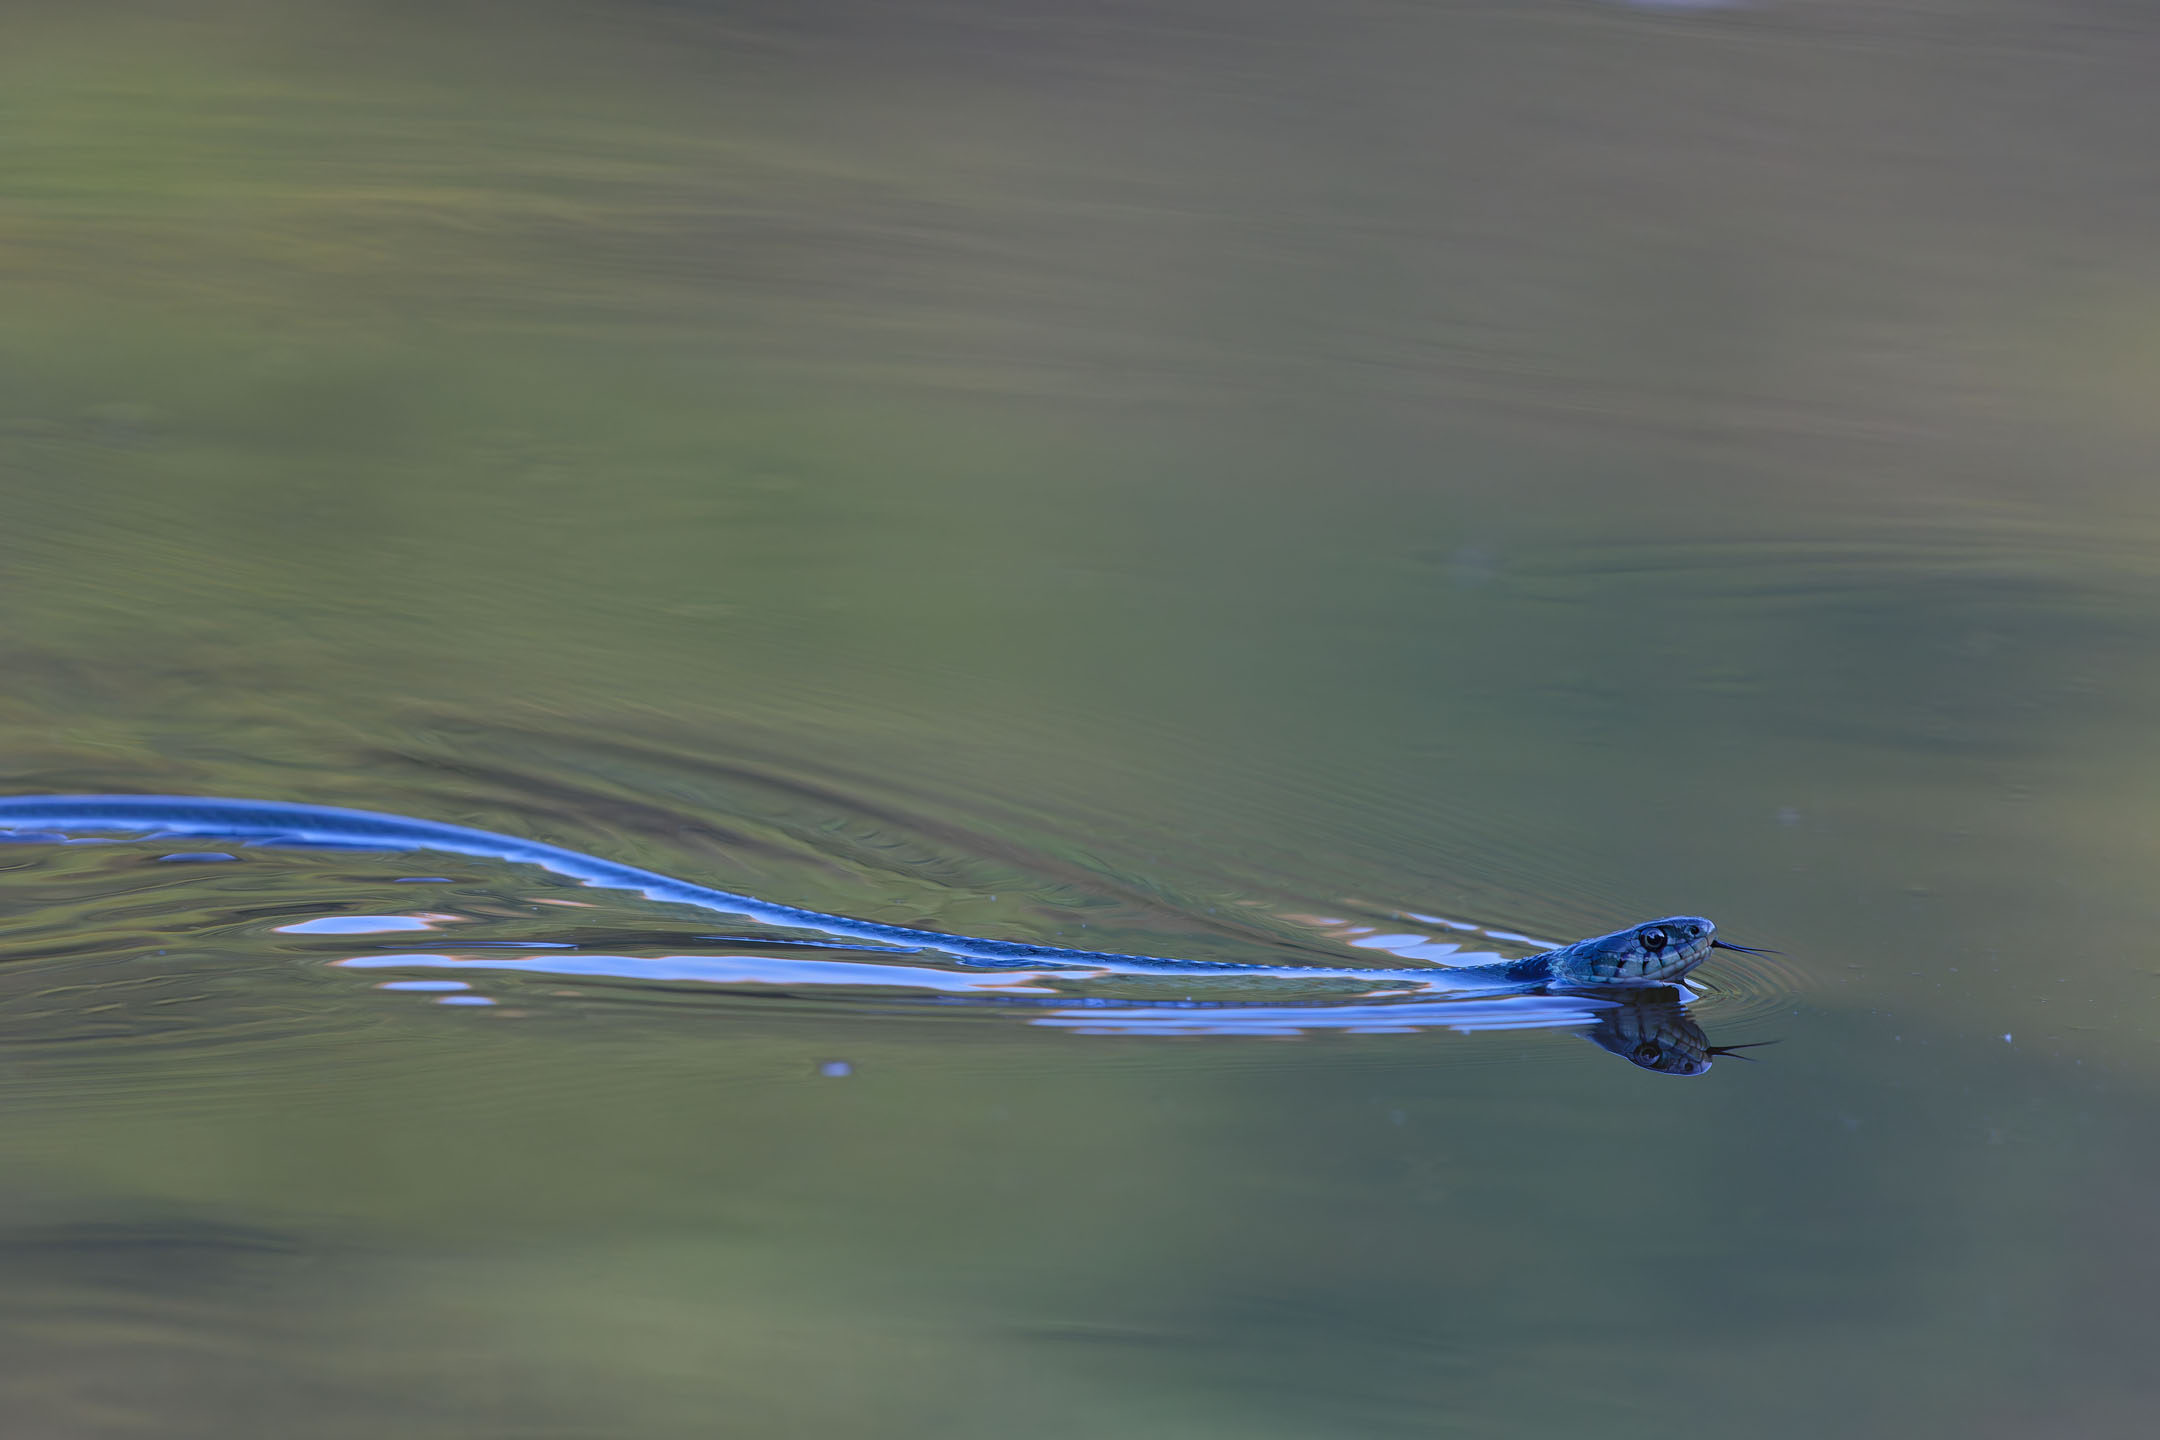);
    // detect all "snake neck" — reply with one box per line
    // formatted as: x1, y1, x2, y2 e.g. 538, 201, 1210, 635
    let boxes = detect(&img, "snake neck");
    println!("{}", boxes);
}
1432, 954, 1556, 986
